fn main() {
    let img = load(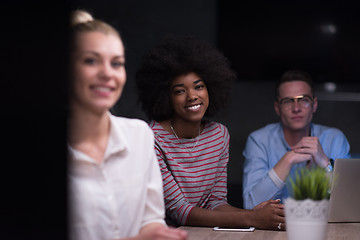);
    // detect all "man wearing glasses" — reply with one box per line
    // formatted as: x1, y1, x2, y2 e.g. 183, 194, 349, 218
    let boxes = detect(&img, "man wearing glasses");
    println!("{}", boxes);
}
242, 69, 350, 209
